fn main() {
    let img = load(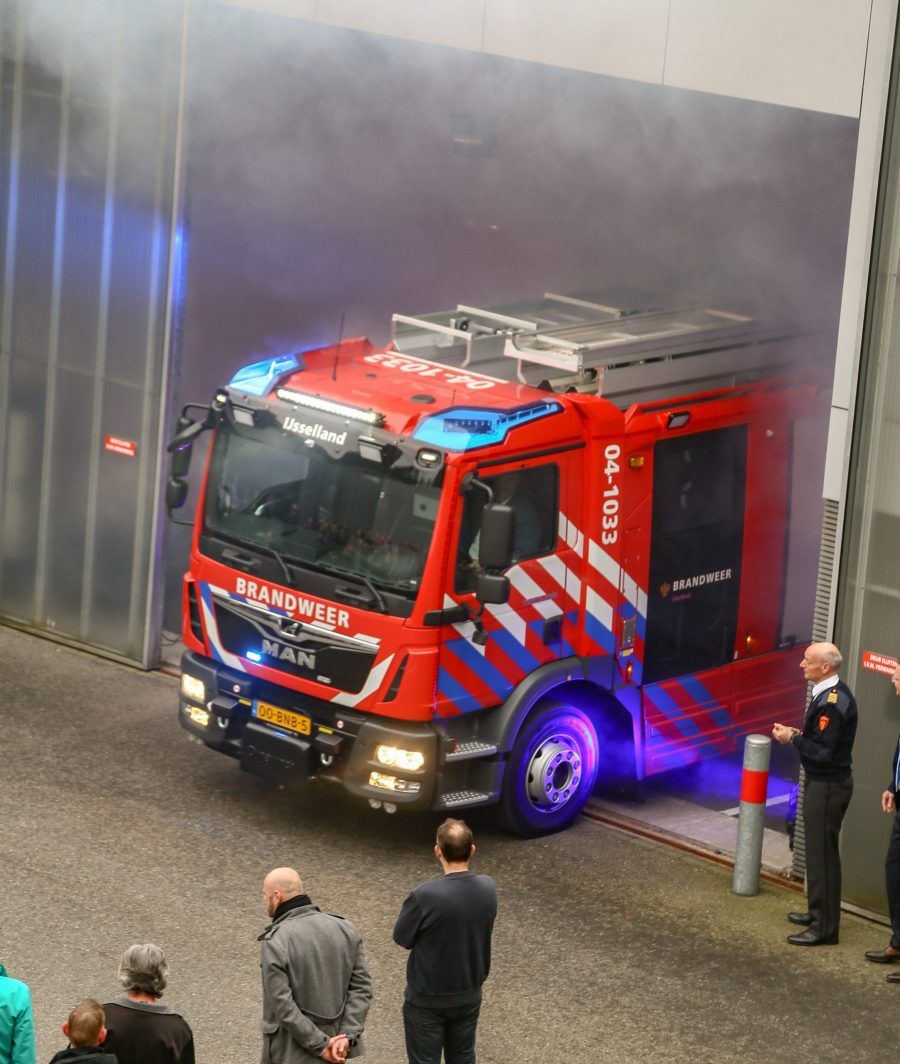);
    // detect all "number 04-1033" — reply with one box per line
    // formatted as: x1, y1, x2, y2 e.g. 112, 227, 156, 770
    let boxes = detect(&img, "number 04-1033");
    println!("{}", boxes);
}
601, 443, 620, 546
